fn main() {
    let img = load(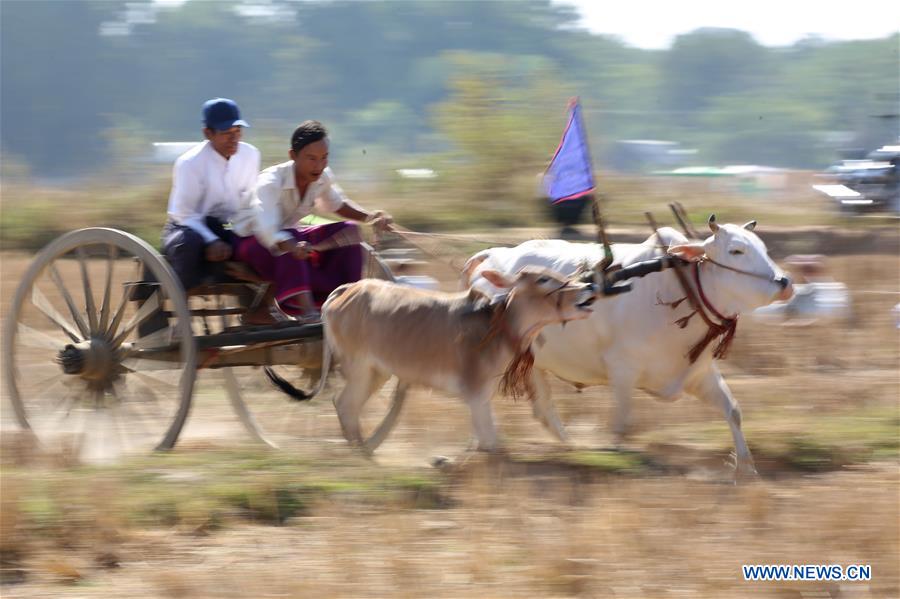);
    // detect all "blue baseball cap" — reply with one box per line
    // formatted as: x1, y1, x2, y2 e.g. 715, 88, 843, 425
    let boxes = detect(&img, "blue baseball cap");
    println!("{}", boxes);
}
202, 98, 249, 131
